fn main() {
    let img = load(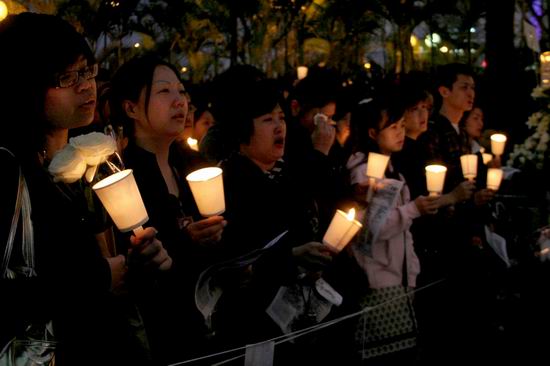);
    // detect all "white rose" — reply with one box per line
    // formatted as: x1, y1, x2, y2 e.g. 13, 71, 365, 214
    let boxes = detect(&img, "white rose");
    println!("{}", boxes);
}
48, 145, 87, 183
69, 132, 117, 166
